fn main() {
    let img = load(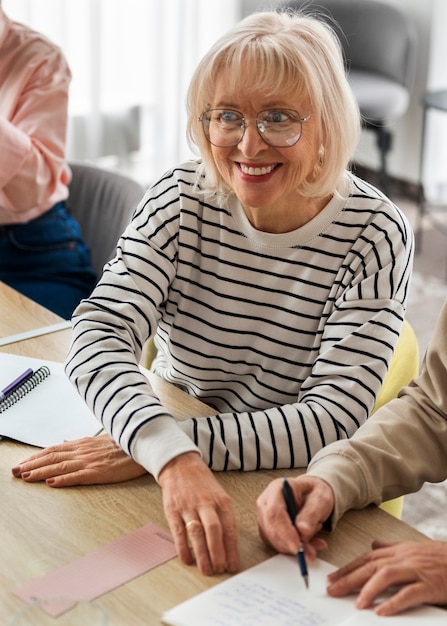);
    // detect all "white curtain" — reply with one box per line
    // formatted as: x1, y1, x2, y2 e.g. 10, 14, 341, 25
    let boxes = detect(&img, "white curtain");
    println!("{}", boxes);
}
3, 0, 240, 185
422, 0, 447, 203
